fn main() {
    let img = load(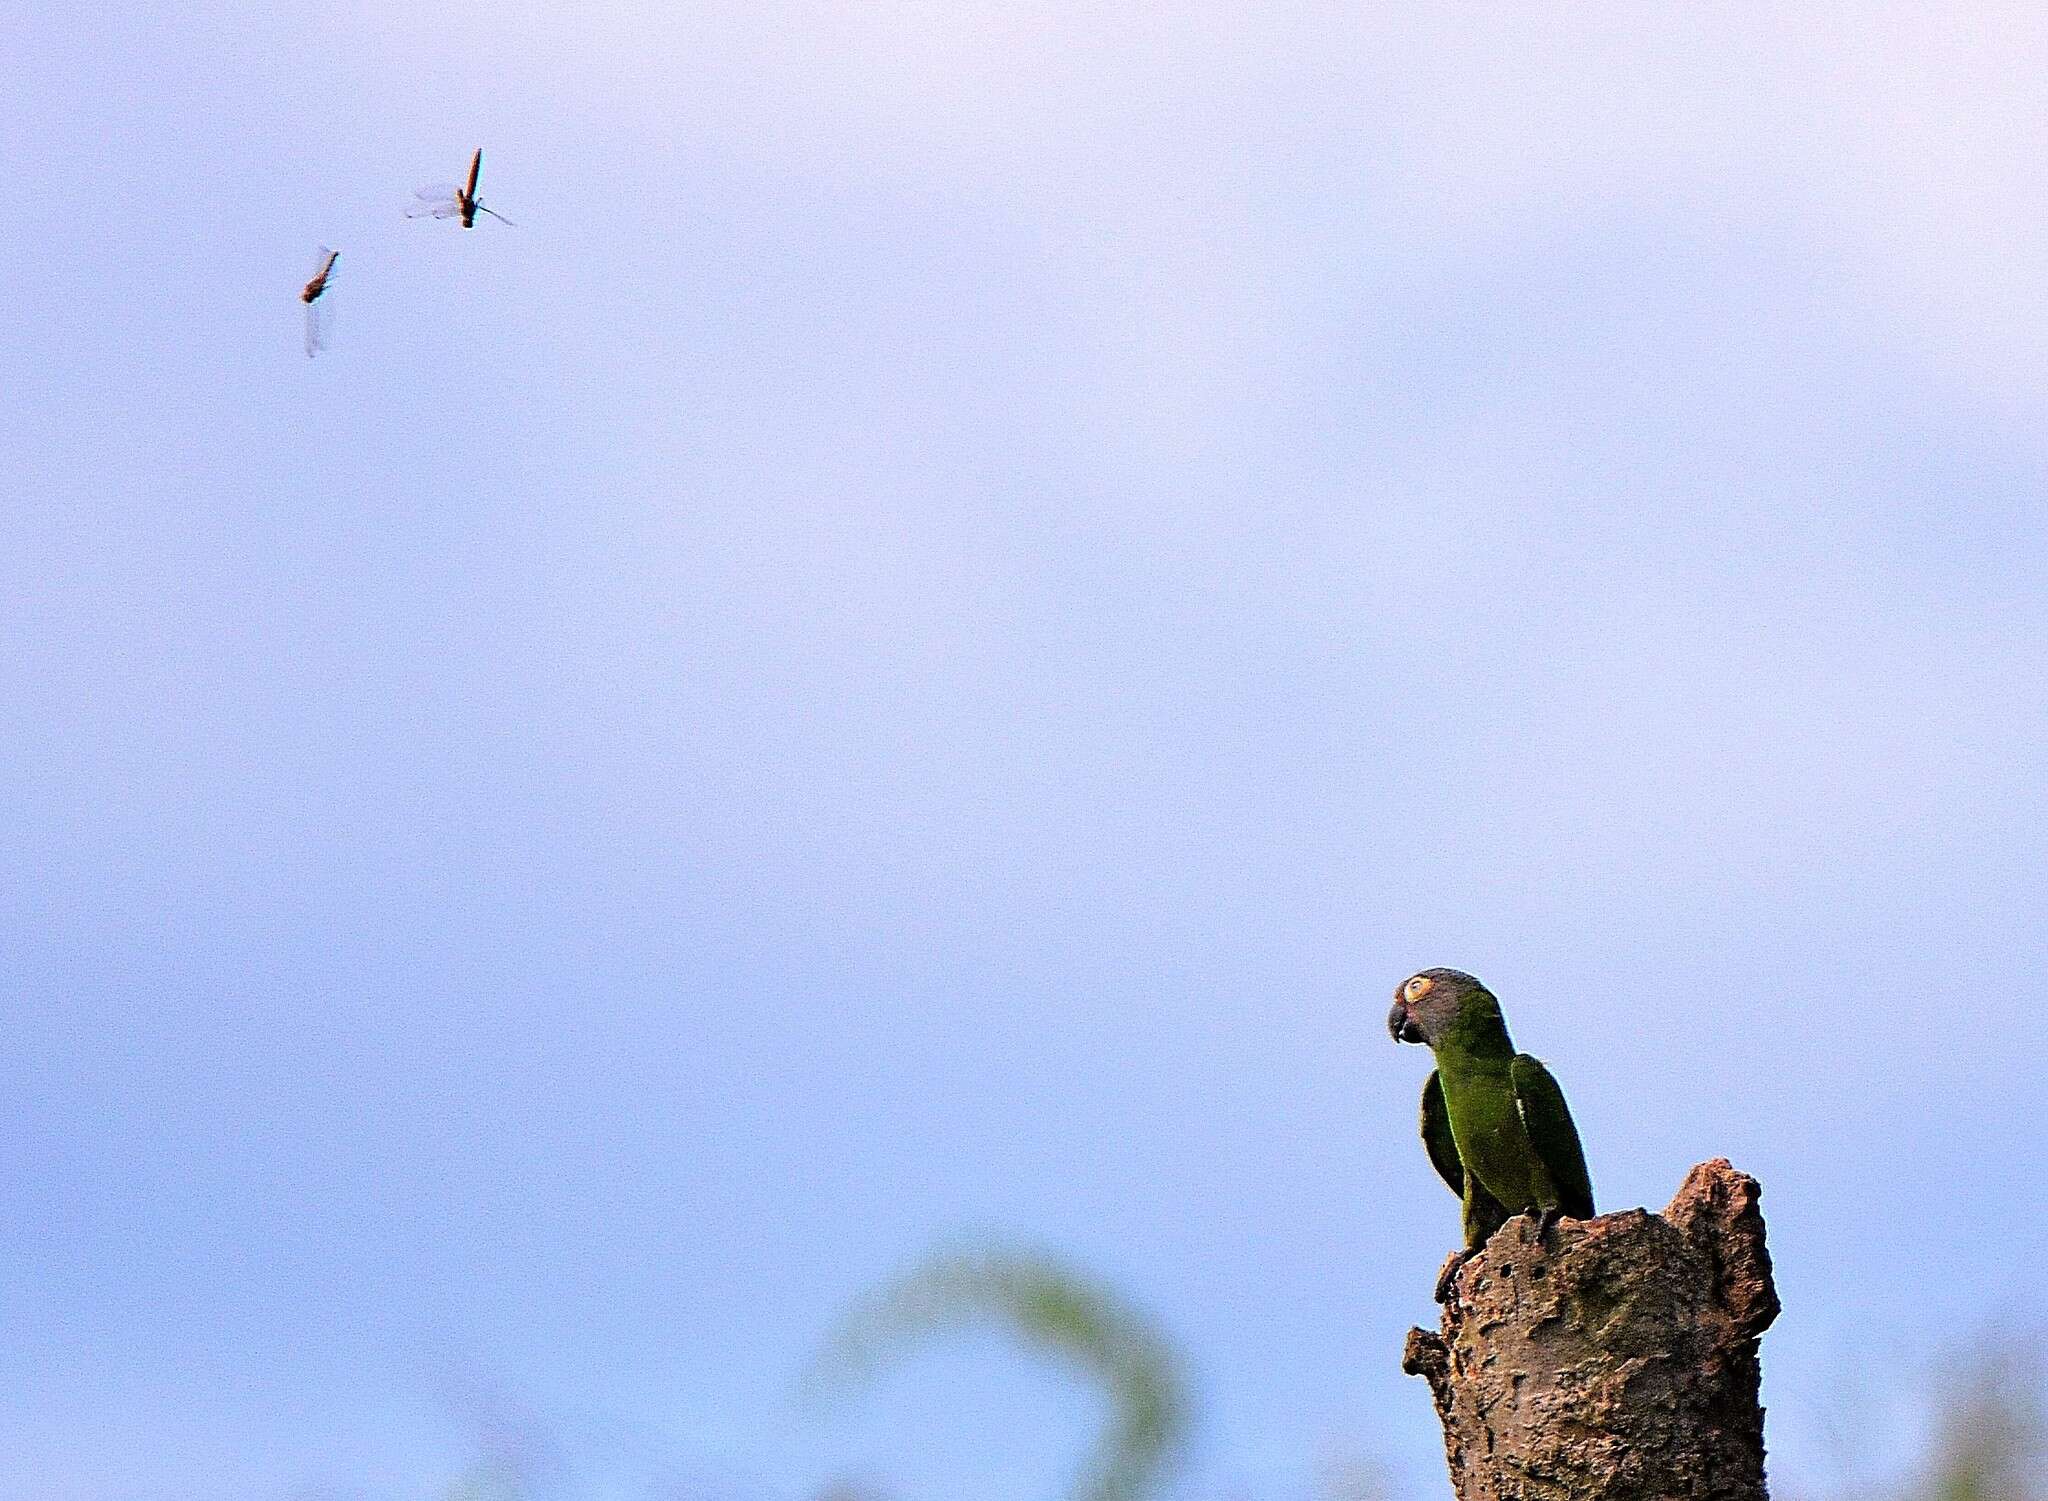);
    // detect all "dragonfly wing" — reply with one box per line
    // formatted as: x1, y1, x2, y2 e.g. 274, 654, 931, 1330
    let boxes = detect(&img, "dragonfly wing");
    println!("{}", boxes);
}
304, 299, 329, 358
407, 185, 462, 218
